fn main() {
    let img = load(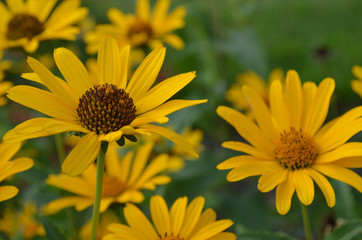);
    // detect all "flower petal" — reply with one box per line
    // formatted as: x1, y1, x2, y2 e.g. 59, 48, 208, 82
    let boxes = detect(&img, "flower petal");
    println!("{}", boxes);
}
62, 132, 101, 176
258, 166, 288, 192
180, 196, 205, 239
301, 82, 317, 127
306, 168, 335, 207
128, 141, 153, 185
226, 160, 277, 182
151, 195, 171, 236
190, 220, 234, 240
42, 196, 90, 214
136, 0, 150, 21
316, 142, 362, 163
285, 70, 303, 129
294, 169, 314, 206
334, 157, 362, 168
0, 157, 33, 182
46, 174, 93, 197
276, 172, 295, 215
107, 223, 148, 240
221, 141, 272, 159
170, 196, 188, 235
97, 37, 121, 86
119, 45, 130, 89
0, 186, 18, 202
0, 142, 21, 163
270, 80, 289, 131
